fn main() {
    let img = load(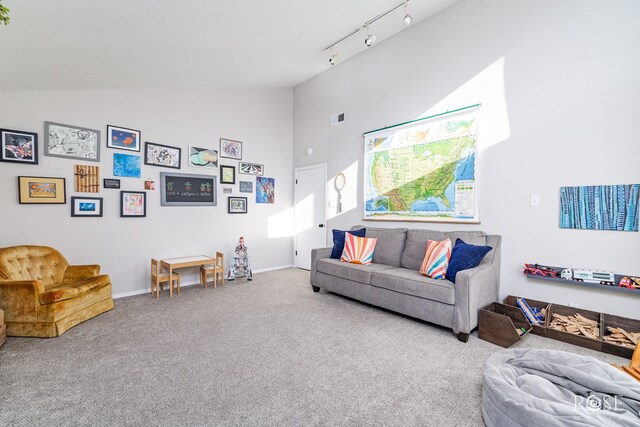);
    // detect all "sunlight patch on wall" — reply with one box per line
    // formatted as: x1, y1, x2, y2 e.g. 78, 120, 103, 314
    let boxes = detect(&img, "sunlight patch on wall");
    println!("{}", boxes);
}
291, 193, 316, 236
267, 207, 294, 238
418, 57, 511, 152
328, 161, 358, 220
